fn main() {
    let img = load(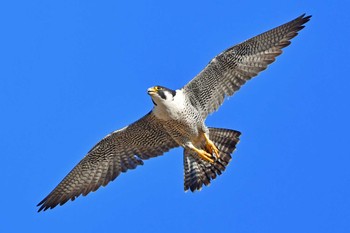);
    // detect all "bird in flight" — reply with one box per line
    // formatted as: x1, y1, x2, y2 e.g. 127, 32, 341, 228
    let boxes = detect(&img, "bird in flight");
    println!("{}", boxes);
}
37, 14, 311, 212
